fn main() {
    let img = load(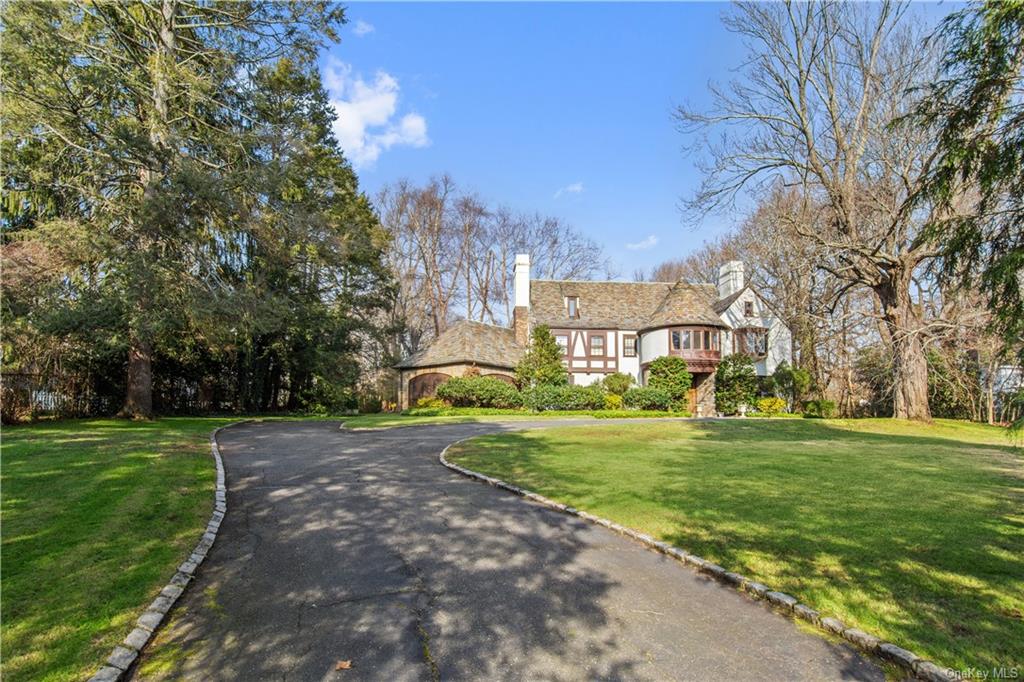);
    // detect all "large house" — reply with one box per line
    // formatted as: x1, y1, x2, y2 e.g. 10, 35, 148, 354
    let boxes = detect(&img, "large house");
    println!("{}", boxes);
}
396, 255, 792, 414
